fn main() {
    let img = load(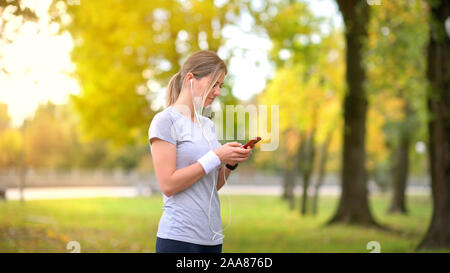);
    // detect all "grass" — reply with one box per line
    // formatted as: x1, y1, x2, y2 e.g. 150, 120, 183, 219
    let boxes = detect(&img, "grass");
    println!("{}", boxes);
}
0, 193, 442, 253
